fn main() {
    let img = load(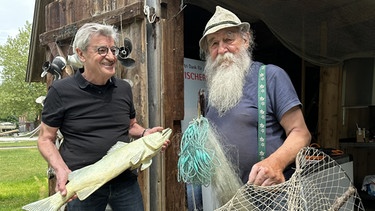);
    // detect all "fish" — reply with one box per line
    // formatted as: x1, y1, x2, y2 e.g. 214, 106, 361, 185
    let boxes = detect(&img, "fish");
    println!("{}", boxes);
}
22, 128, 172, 211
